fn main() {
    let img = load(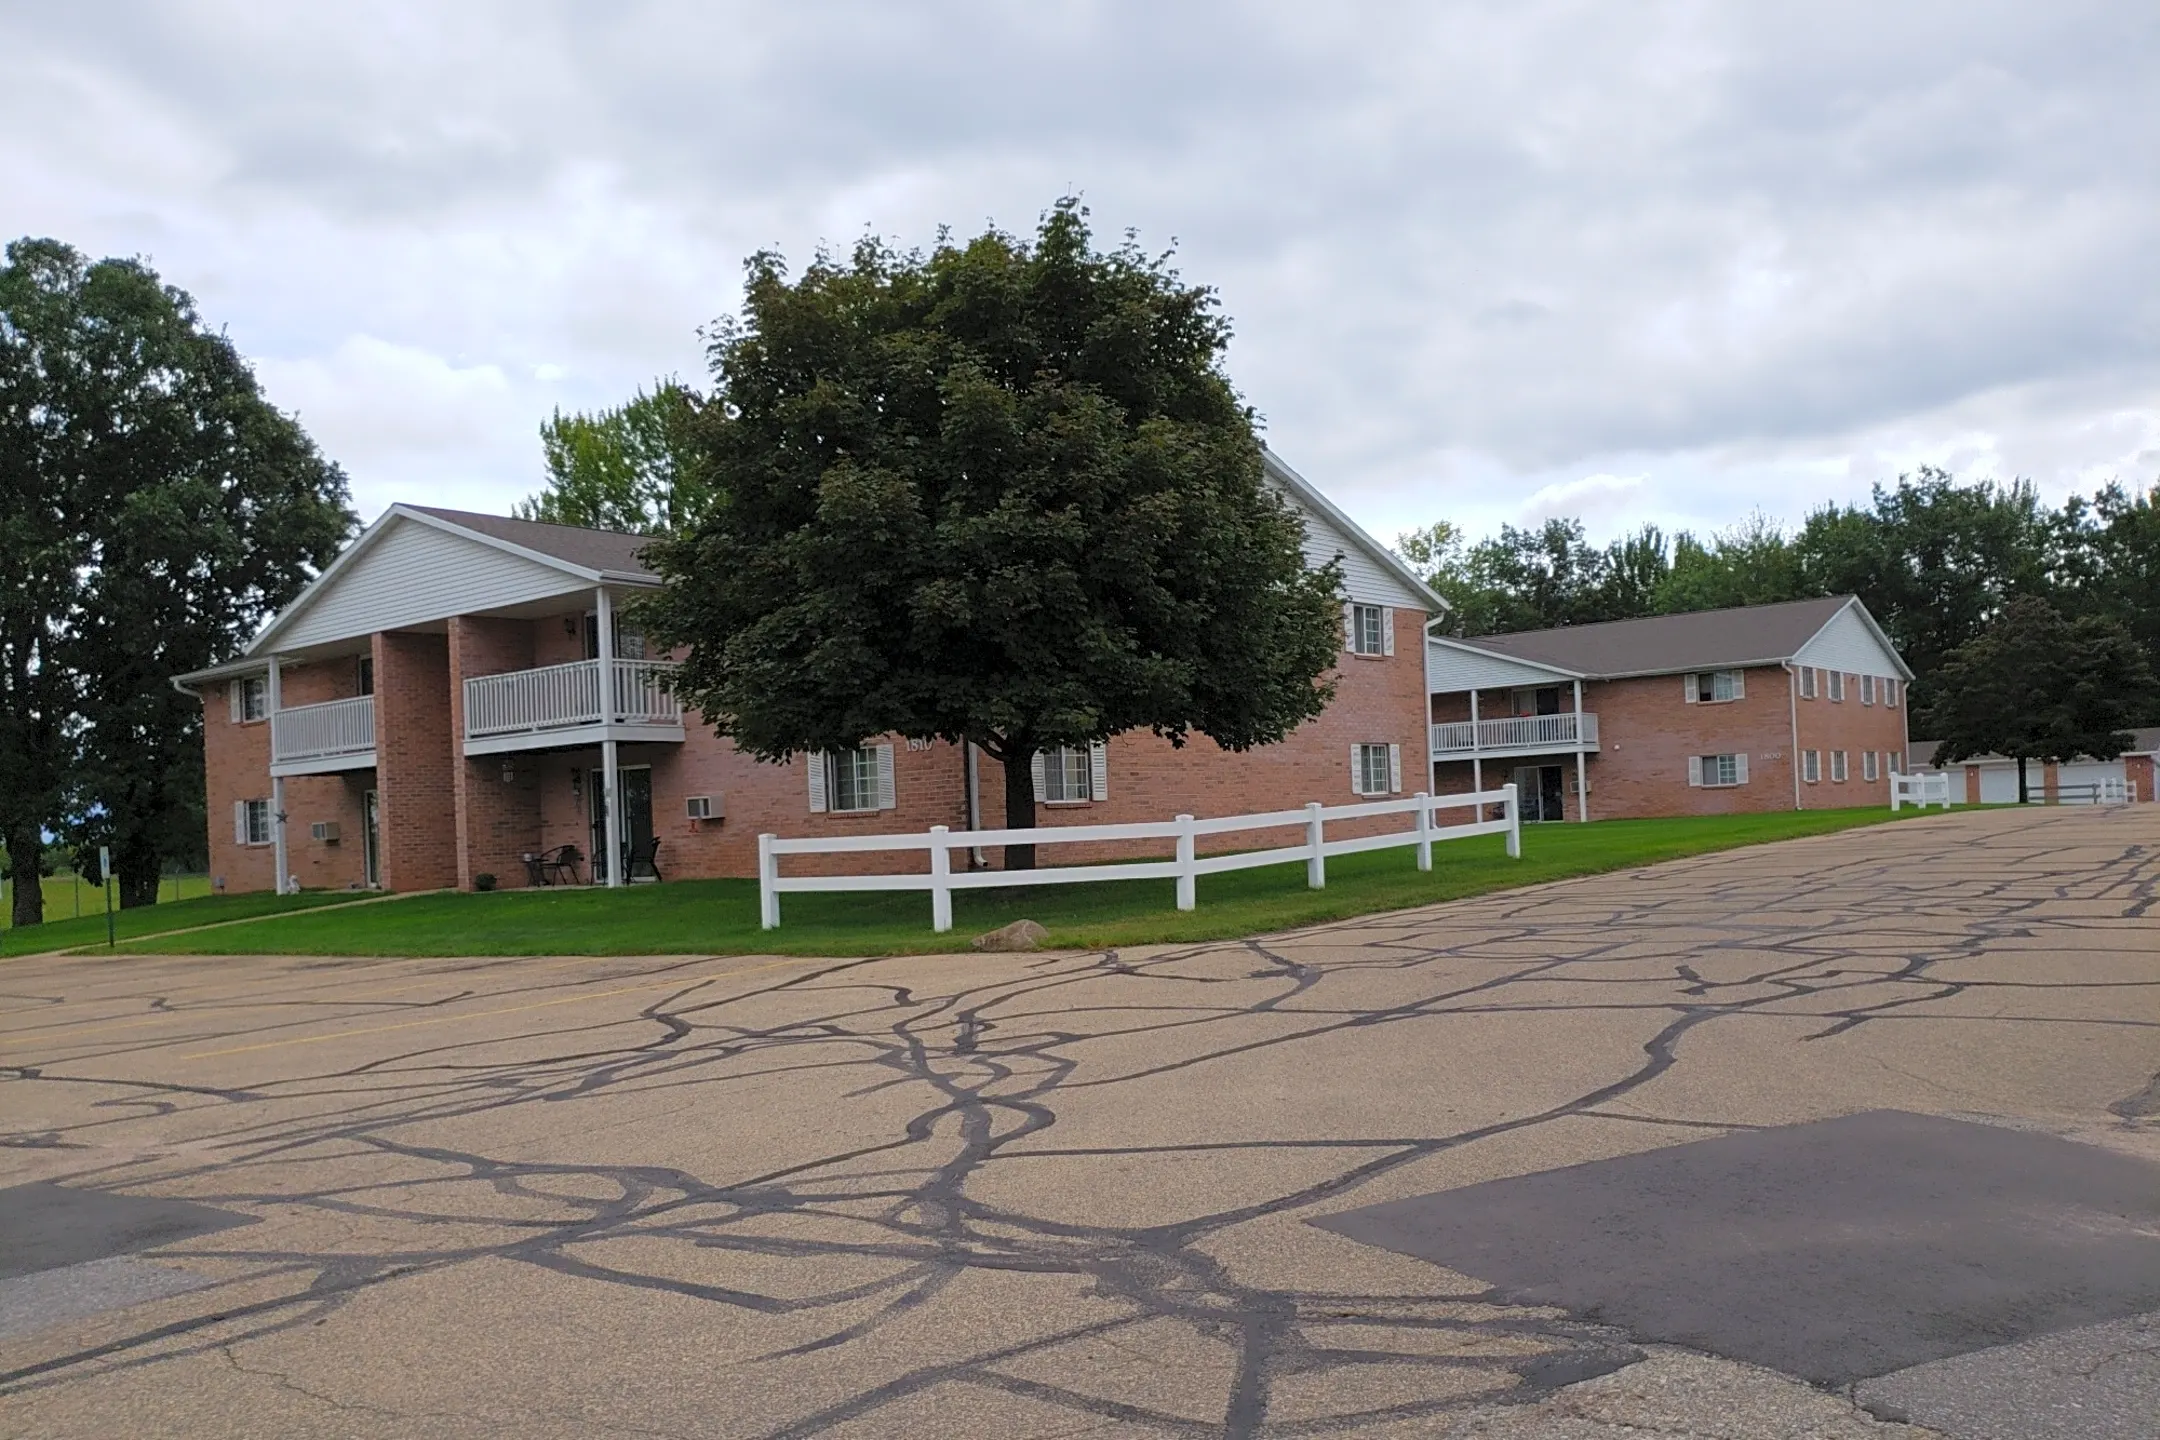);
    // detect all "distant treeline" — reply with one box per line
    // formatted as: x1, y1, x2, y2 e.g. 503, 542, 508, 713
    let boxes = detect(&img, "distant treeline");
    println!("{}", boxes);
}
1396, 467, 2160, 715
